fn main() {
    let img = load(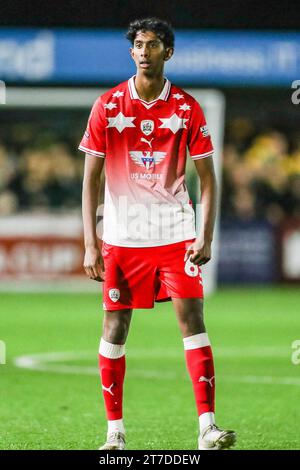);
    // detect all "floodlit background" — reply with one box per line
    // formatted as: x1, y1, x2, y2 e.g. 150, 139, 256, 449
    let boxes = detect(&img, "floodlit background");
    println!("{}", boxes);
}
0, 0, 300, 450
